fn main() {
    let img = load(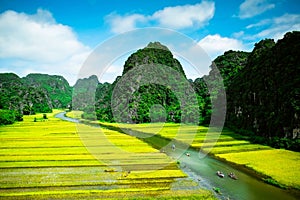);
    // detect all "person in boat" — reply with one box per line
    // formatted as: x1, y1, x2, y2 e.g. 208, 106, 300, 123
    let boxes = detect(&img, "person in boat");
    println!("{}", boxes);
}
217, 171, 225, 178
171, 144, 175, 151
228, 172, 238, 179
185, 152, 190, 157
